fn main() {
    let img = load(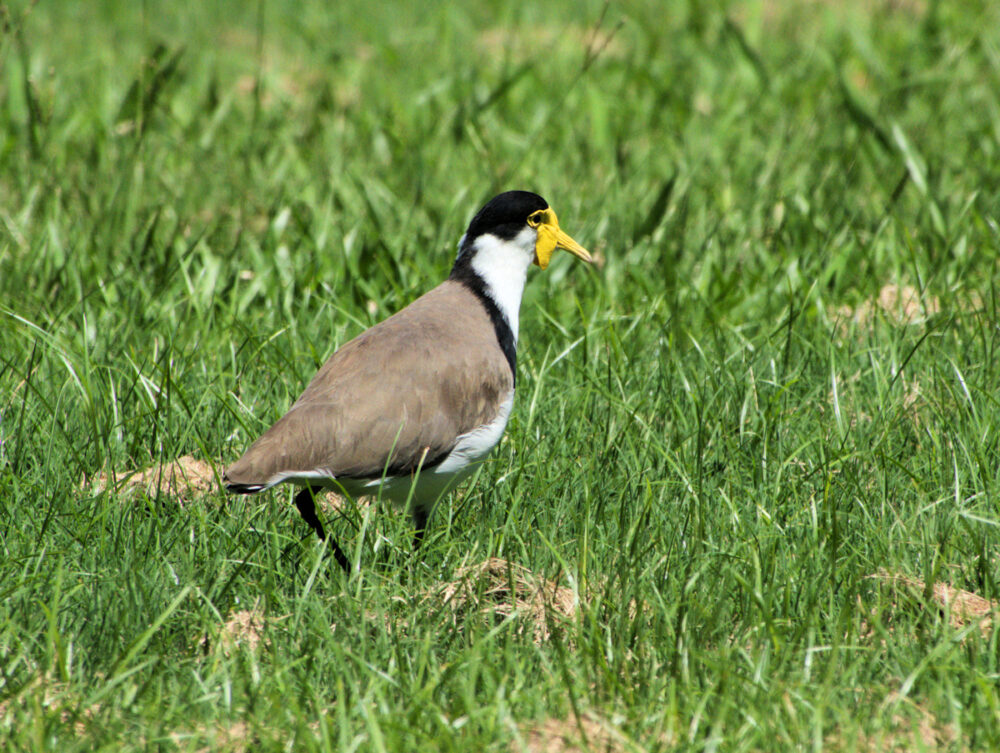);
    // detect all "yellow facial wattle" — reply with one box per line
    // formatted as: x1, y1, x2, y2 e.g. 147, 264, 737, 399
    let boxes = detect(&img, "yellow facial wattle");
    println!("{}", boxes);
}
531, 208, 592, 270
